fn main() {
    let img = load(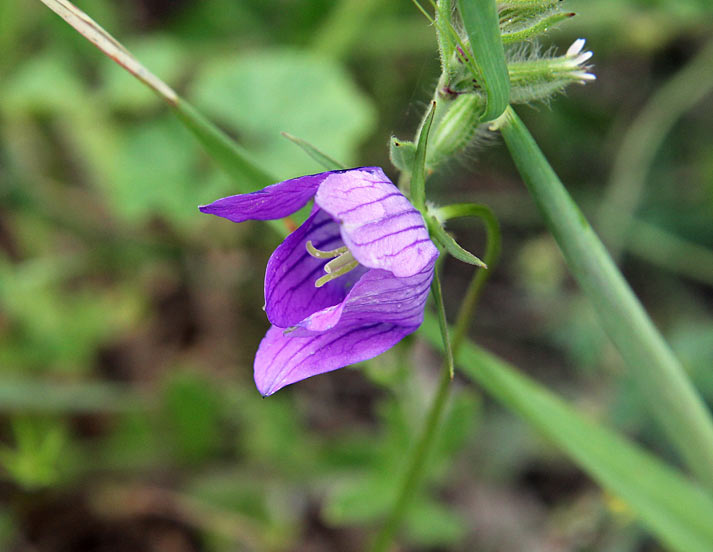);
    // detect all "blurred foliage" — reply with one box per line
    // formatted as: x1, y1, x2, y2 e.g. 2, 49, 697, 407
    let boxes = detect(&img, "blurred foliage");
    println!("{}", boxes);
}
0, 0, 712, 551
